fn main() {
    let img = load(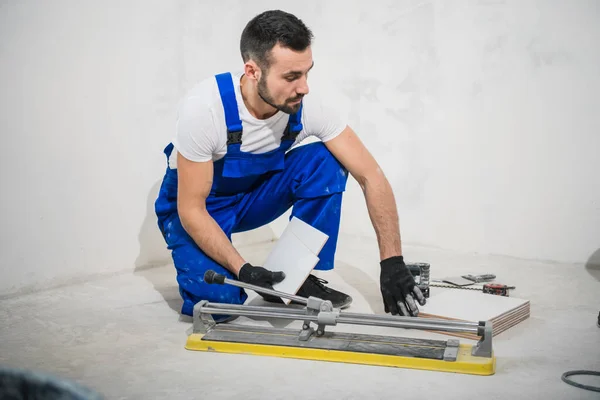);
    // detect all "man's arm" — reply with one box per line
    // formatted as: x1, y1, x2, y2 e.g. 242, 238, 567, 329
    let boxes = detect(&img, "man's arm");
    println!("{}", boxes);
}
325, 126, 425, 316
176, 152, 246, 276
324, 126, 402, 260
